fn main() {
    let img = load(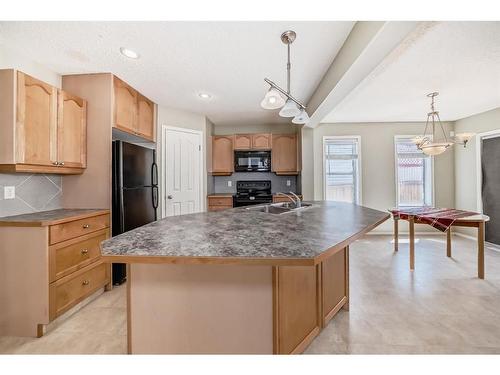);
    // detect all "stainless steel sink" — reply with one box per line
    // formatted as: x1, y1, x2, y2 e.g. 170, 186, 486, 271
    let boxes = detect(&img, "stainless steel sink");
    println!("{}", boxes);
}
245, 202, 313, 215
